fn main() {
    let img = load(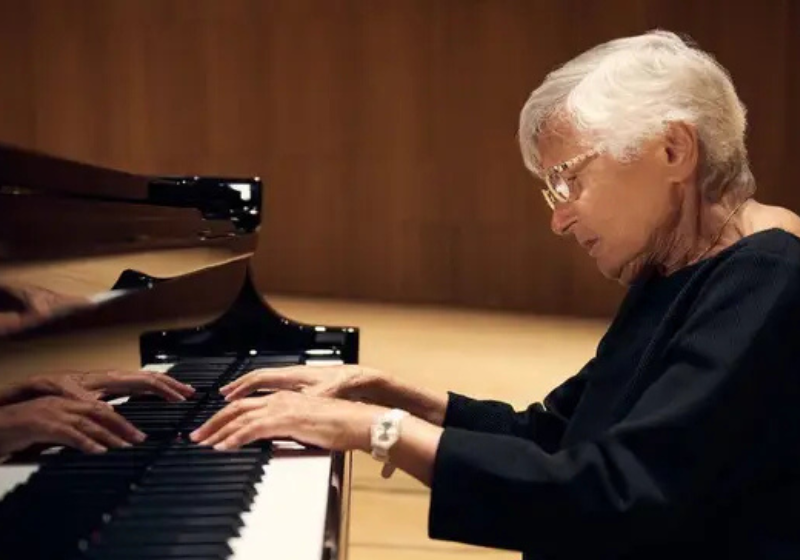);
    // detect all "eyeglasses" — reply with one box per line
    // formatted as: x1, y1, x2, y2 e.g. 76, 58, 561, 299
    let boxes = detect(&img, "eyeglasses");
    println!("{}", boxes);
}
541, 149, 599, 210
